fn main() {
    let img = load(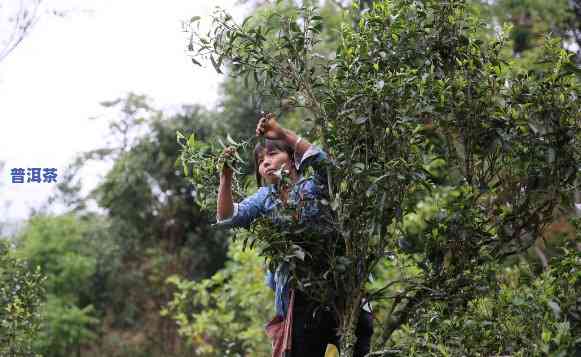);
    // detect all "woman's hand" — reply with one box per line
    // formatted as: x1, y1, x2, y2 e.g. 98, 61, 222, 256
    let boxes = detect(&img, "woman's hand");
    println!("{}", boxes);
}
256, 112, 286, 140
217, 146, 236, 220
220, 146, 236, 177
